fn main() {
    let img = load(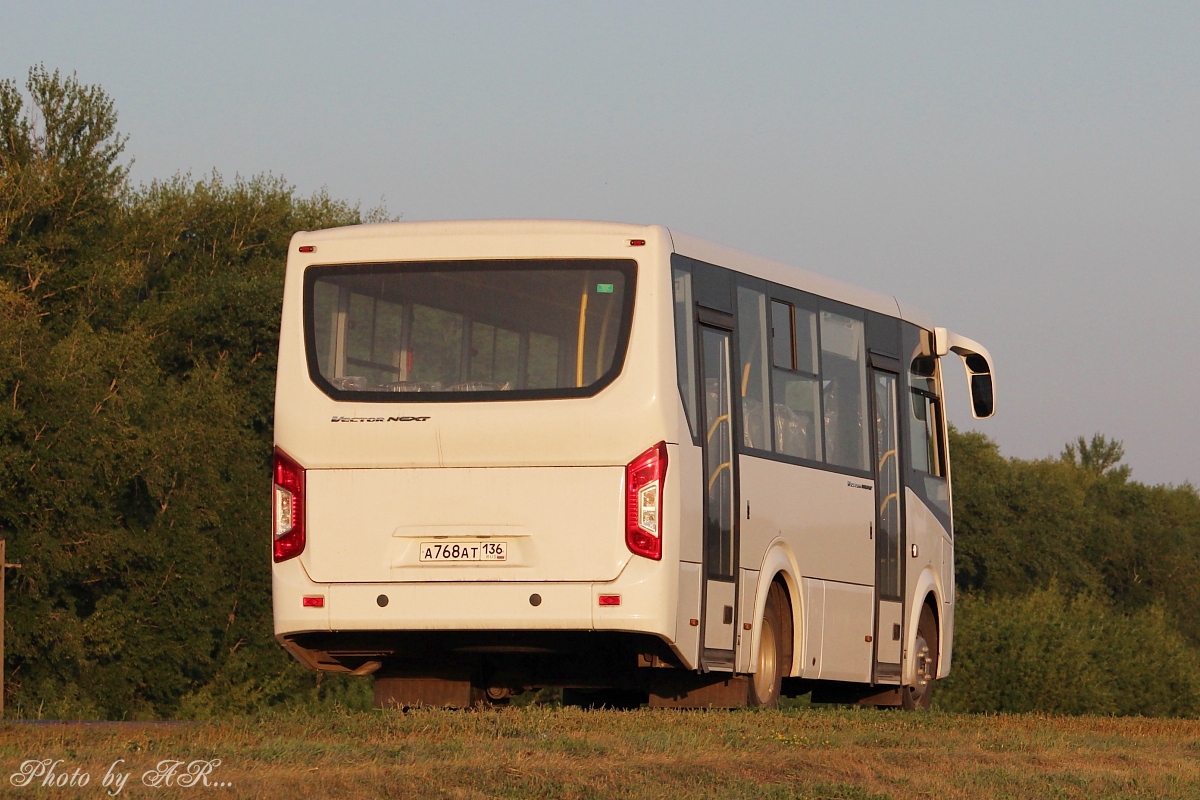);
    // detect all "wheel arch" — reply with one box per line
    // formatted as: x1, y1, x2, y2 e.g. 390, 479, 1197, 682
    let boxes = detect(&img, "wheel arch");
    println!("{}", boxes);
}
748, 540, 802, 678
904, 568, 943, 686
